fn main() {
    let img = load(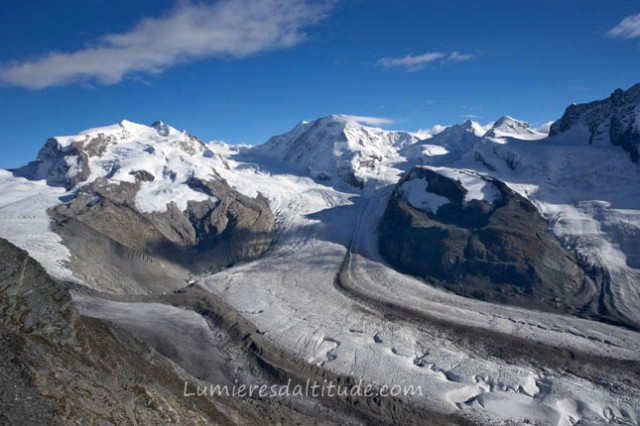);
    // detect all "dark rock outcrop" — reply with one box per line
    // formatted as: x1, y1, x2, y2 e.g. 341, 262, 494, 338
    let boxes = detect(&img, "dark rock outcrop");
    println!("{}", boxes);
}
379, 167, 599, 316
15, 138, 92, 189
